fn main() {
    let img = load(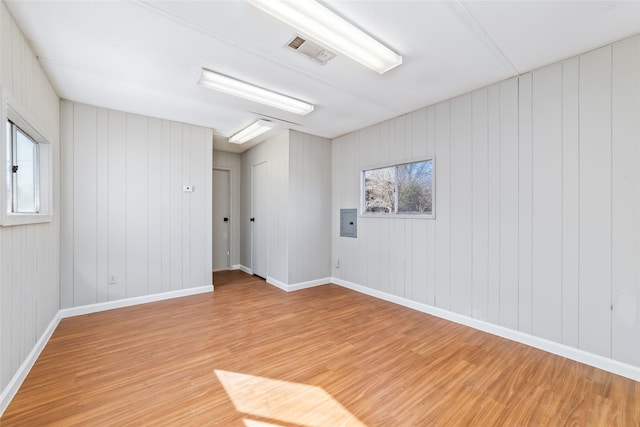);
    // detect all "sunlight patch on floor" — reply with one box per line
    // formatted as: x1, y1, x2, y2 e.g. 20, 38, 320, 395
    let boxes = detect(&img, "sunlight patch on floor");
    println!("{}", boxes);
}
214, 369, 365, 427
